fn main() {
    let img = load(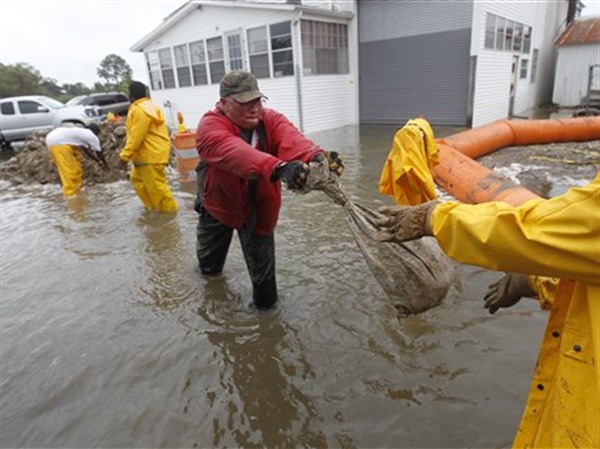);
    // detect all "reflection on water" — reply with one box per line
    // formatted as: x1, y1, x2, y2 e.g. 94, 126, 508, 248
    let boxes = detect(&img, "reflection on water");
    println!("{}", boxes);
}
0, 124, 590, 448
